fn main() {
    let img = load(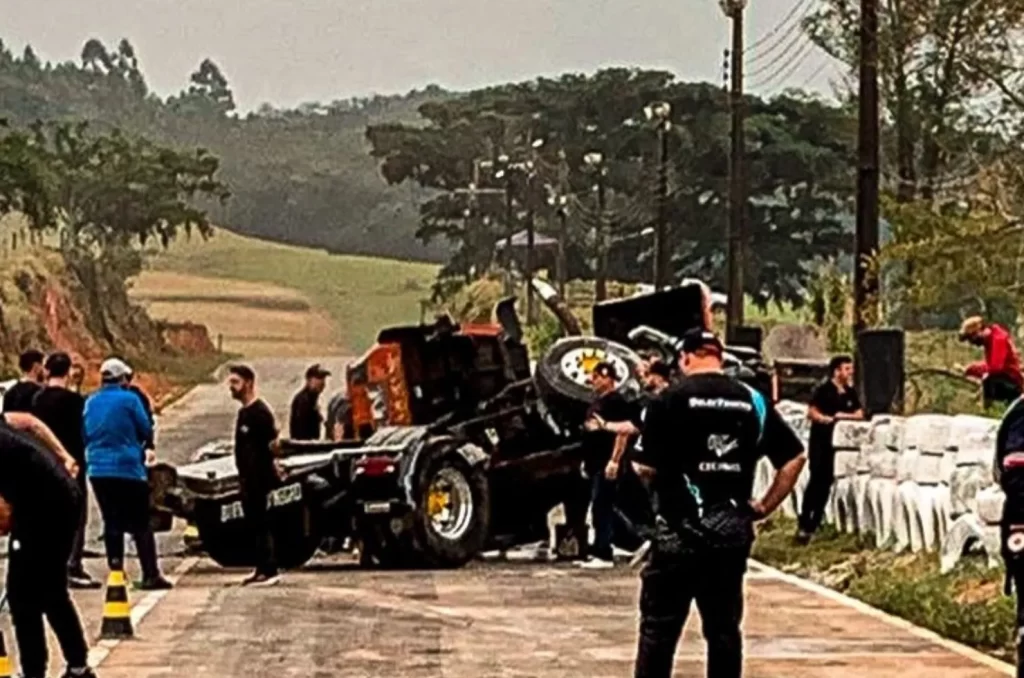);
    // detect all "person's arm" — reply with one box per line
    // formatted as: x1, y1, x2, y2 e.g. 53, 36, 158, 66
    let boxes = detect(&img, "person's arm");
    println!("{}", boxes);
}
2, 412, 78, 475
128, 395, 154, 456
806, 384, 834, 423
605, 432, 631, 479
750, 406, 807, 518
630, 396, 669, 482
965, 361, 988, 378
604, 420, 639, 435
